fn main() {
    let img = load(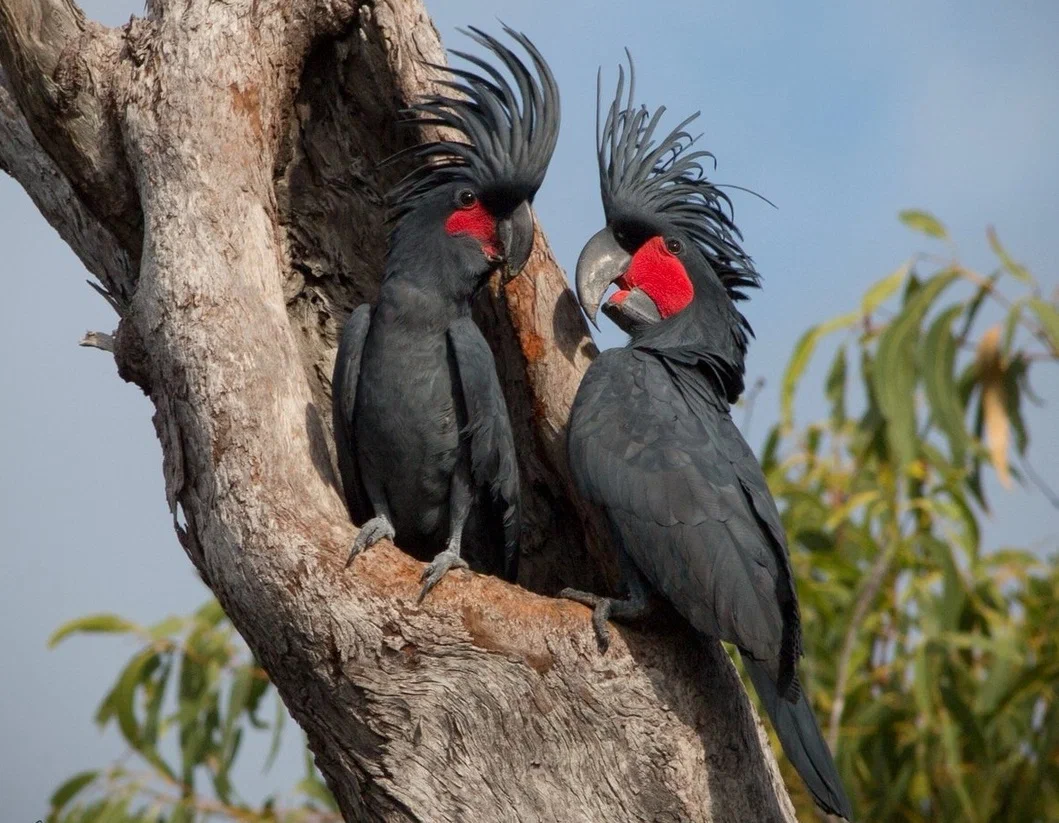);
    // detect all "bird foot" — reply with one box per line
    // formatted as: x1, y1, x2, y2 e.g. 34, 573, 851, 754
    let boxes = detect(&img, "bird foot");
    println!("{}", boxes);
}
344, 515, 395, 568
558, 588, 613, 652
418, 547, 469, 603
